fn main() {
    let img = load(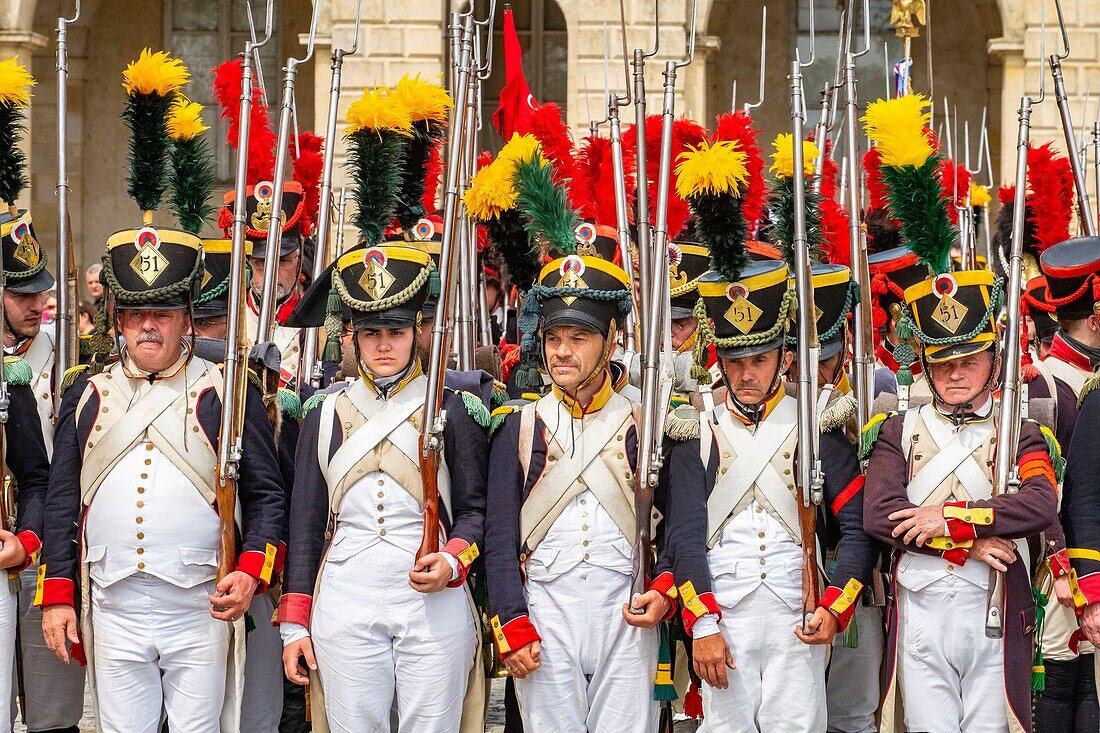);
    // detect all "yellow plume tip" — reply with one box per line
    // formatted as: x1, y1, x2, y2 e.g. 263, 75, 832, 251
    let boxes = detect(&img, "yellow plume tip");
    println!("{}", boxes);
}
391, 73, 454, 124
464, 160, 519, 221
167, 98, 208, 141
345, 88, 414, 136
675, 140, 750, 199
0, 57, 35, 107
862, 94, 934, 169
122, 49, 190, 97
970, 182, 992, 208
769, 133, 818, 180
496, 133, 544, 169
